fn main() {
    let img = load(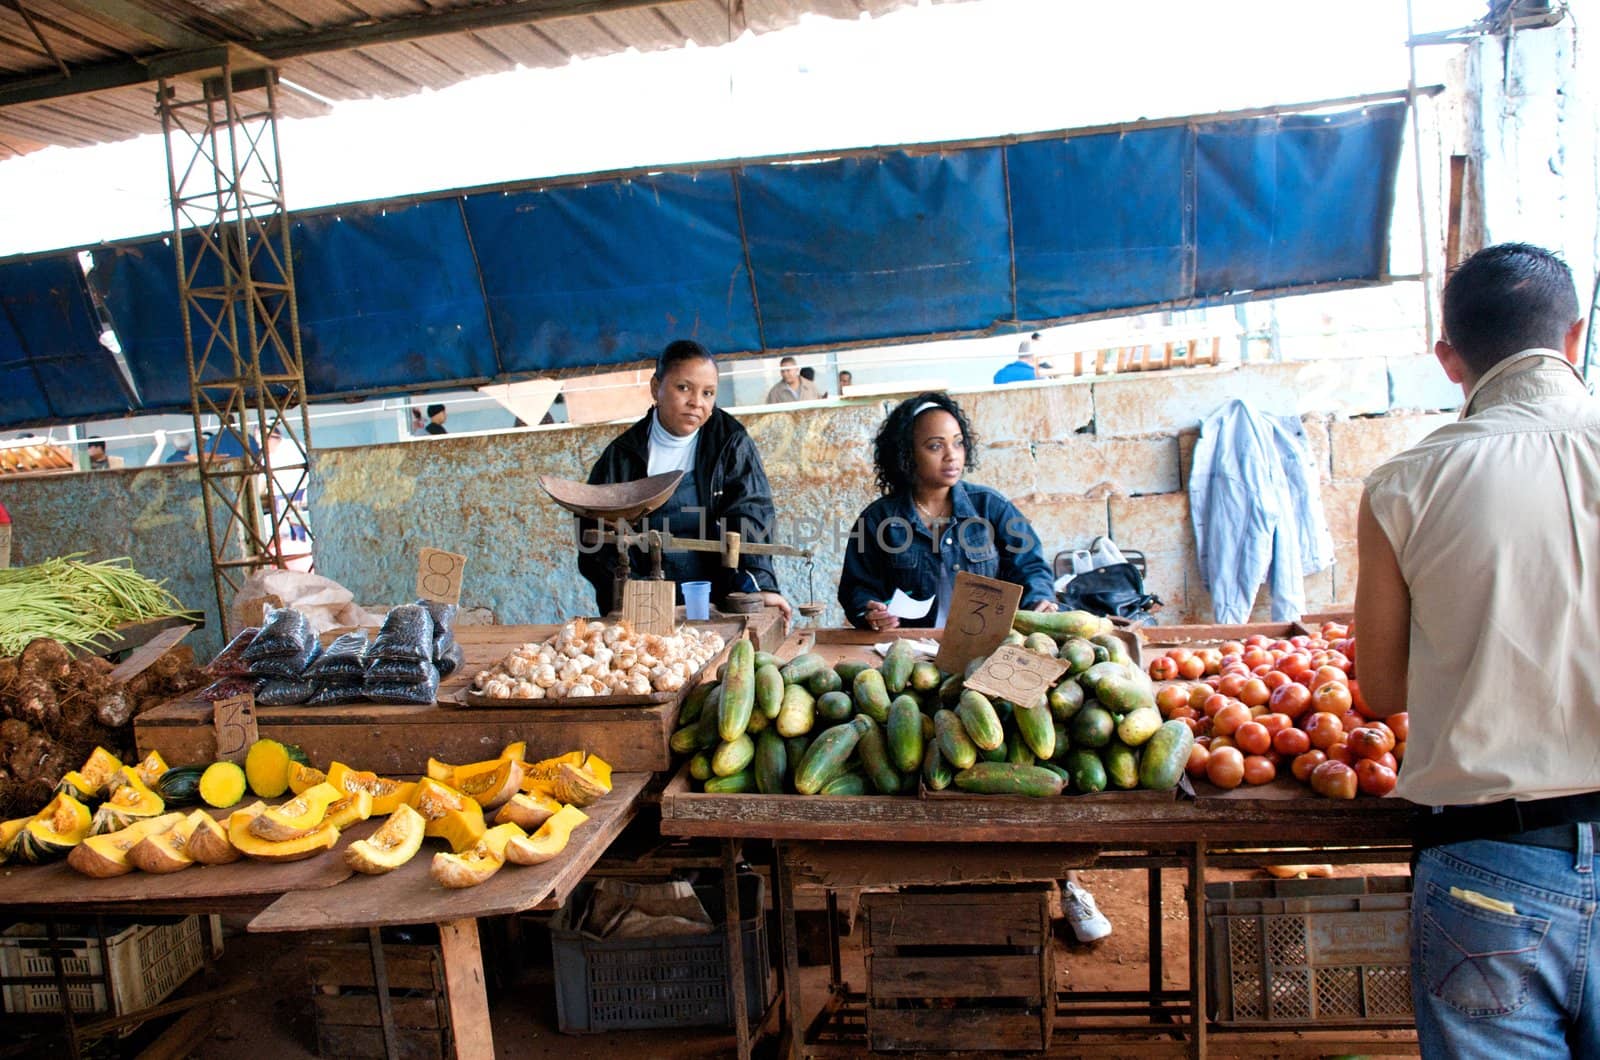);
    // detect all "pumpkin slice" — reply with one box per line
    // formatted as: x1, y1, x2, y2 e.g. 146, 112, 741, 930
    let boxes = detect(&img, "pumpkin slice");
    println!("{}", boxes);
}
249, 782, 342, 842
327, 762, 418, 816
55, 746, 125, 801
67, 812, 186, 878
199, 761, 248, 808
90, 767, 166, 834
452, 758, 524, 810
287, 761, 327, 796
430, 806, 487, 853
0, 817, 33, 865
19, 794, 95, 863
133, 749, 171, 788
408, 777, 471, 821
345, 804, 426, 875
127, 813, 199, 874
430, 822, 525, 889
186, 811, 241, 865
501, 741, 527, 762
228, 804, 339, 862
425, 757, 456, 783
324, 790, 374, 831
551, 762, 610, 808
522, 751, 586, 787
494, 792, 562, 831
581, 754, 613, 788
504, 805, 589, 866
